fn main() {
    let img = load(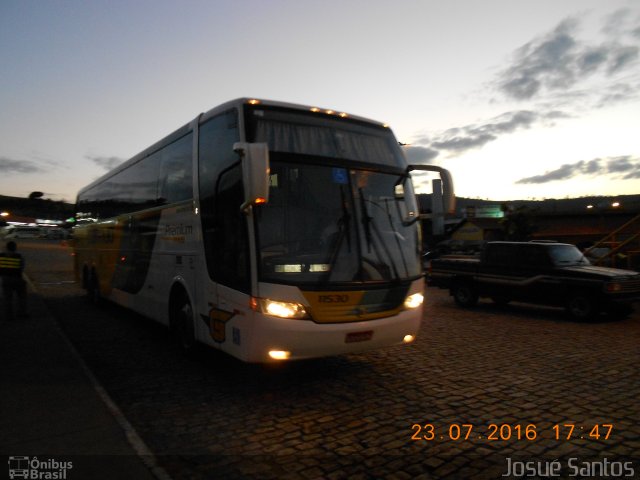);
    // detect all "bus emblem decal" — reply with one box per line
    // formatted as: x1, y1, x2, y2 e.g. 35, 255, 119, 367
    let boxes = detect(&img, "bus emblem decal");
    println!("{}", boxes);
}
202, 308, 235, 343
